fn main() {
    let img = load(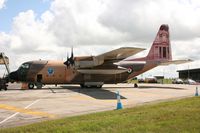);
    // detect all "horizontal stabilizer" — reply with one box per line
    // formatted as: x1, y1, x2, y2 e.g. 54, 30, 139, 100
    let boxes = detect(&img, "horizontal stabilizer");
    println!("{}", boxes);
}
160, 59, 193, 65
